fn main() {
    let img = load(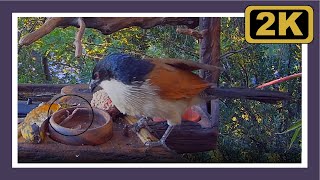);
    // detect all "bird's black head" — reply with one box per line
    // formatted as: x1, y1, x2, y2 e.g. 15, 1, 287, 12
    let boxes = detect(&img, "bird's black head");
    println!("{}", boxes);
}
89, 53, 155, 92
89, 58, 113, 92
